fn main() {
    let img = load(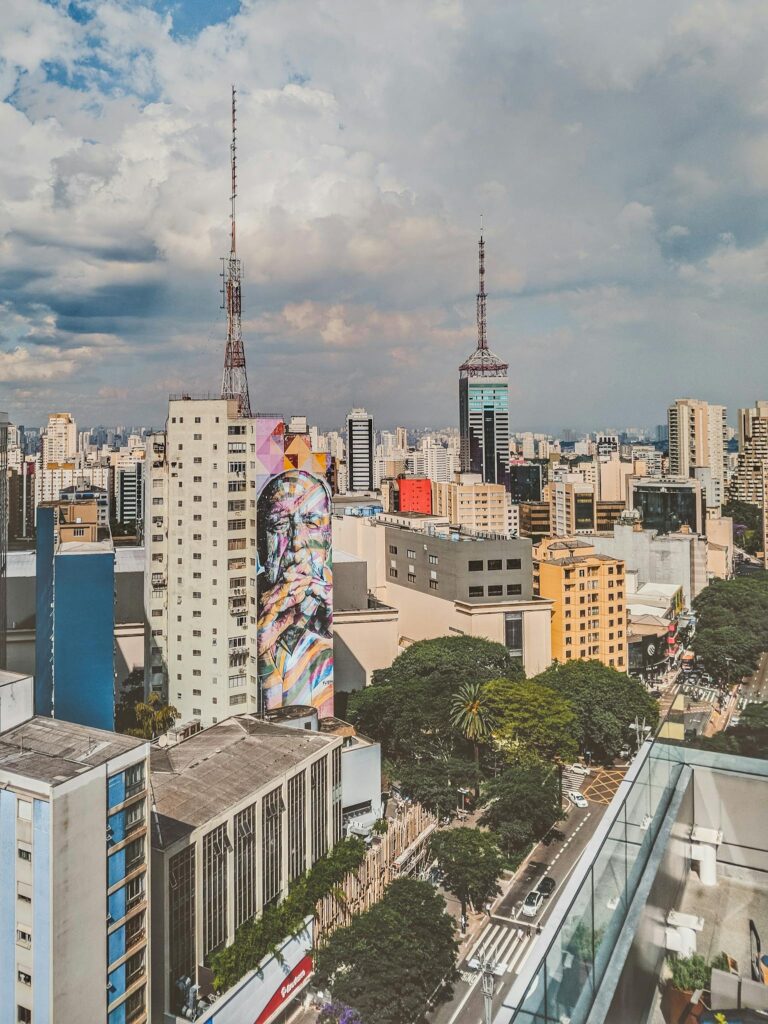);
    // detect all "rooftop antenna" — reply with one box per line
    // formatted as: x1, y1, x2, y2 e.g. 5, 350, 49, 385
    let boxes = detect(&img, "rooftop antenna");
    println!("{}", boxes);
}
220, 85, 252, 418
477, 215, 487, 351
